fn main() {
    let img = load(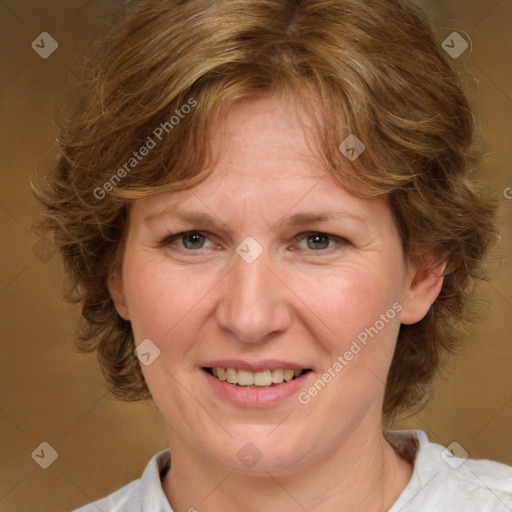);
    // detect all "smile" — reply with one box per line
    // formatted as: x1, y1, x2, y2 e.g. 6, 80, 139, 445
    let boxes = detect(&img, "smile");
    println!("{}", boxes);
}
203, 367, 311, 388
201, 366, 314, 408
